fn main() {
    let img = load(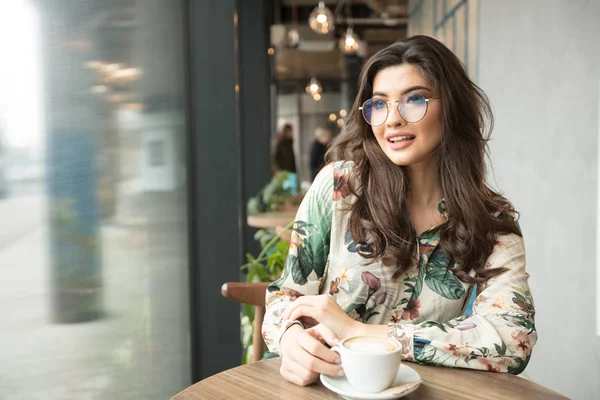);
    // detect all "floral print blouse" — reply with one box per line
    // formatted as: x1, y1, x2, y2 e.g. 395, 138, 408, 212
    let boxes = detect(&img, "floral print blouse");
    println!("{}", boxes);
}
262, 161, 537, 374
